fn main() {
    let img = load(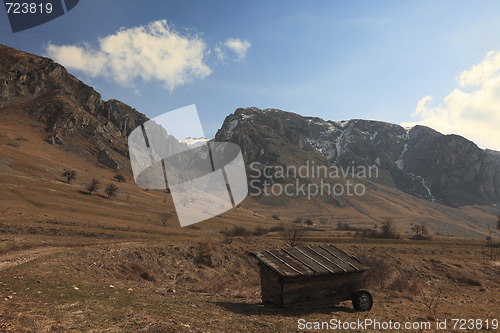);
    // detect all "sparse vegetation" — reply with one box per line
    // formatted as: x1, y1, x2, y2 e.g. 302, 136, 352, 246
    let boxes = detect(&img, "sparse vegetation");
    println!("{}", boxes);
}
222, 227, 234, 244
194, 242, 214, 267
228, 226, 250, 237
485, 223, 498, 260
336, 221, 353, 230
105, 184, 118, 199
380, 218, 399, 239
411, 223, 431, 240
421, 286, 442, 320
86, 178, 100, 195
160, 212, 173, 226
113, 173, 126, 182
271, 214, 280, 221
282, 221, 306, 247
252, 226, 268, 236
62, 170, 76, 183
